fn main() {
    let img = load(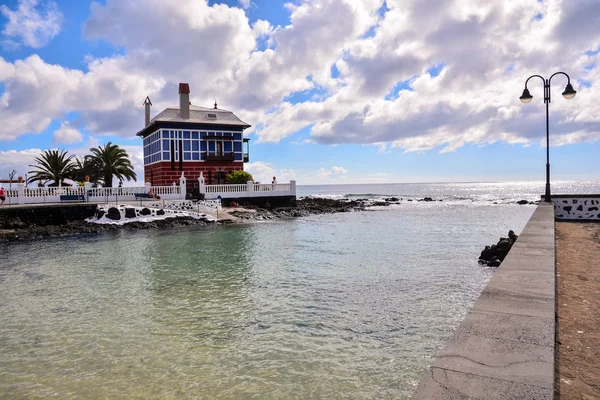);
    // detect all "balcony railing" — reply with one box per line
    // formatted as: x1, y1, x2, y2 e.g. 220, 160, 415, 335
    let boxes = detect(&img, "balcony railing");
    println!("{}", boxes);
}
204, 151, 235, 162
243, 153, 249, 162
